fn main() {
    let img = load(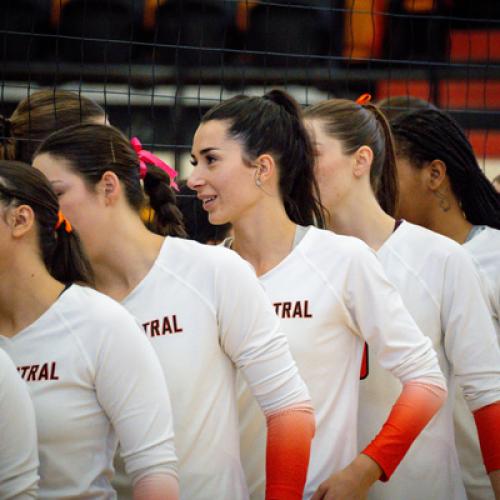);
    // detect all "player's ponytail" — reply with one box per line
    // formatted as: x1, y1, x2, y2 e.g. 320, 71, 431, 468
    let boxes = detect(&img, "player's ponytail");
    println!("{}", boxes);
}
363, 103, 399, 217
34, 123, 187, 237
143, 165, 186, 237
201, 89, 326, 228
304, 98, 399, 217
0, 160, 93, 285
